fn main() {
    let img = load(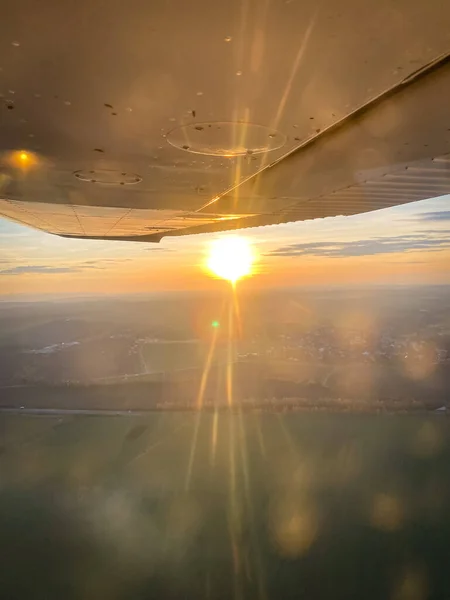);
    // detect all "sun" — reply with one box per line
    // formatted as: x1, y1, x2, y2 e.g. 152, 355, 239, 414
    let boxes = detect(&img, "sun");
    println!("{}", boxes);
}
206, 236, 255, 284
